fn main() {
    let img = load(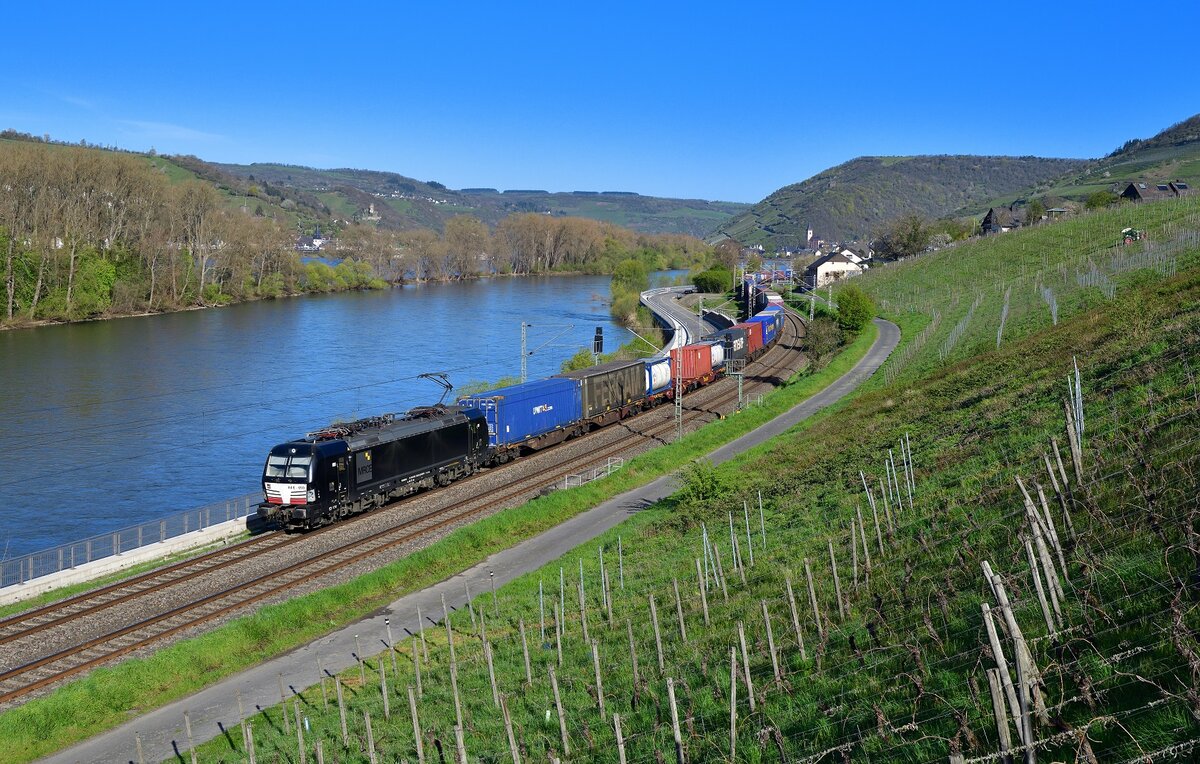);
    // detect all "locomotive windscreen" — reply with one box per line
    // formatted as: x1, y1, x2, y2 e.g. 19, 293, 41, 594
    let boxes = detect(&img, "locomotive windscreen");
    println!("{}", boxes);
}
265, 454, 312, 480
